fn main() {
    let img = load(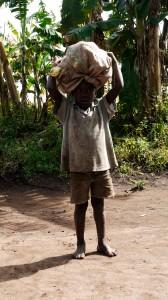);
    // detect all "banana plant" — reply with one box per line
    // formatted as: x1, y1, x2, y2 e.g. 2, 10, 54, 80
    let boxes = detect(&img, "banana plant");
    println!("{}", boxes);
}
0, 0, 31, 104
2, 0, 63, 121
61, 0, 168, 120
